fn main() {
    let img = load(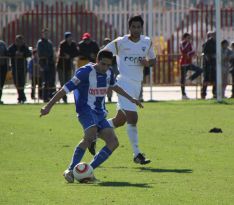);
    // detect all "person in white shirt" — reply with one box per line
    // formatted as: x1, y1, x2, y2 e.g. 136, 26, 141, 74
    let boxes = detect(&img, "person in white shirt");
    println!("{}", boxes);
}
89, 15, 156, 164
